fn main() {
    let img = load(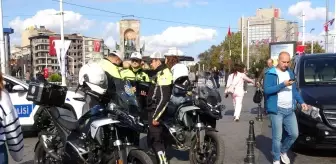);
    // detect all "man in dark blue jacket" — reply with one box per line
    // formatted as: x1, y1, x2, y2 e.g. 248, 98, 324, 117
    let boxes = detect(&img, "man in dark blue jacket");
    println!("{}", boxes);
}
263, 51, 308, 164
